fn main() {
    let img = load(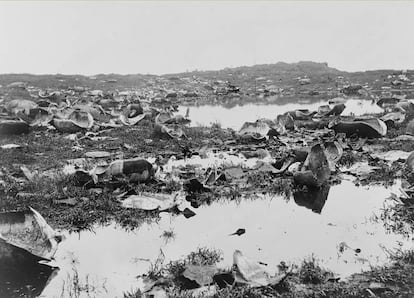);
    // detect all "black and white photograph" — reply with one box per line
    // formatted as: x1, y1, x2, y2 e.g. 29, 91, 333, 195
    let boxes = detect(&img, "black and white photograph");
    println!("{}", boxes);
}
1, 1, 414, 297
